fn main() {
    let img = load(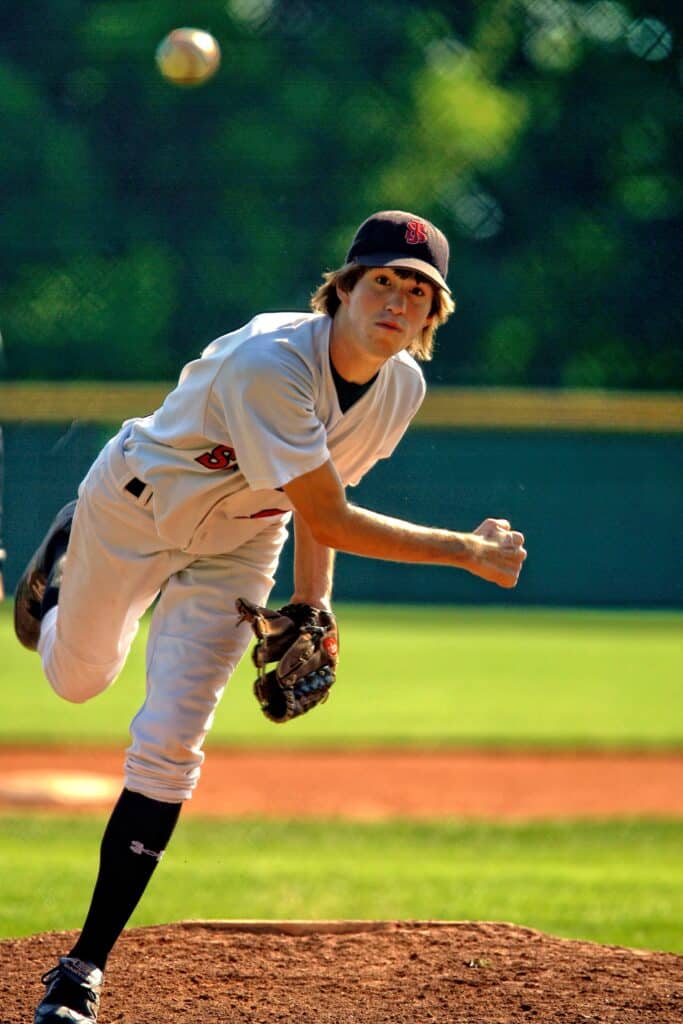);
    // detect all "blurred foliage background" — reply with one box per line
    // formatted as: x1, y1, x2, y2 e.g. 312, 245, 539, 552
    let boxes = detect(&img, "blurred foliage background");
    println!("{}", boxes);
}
0, 0, 681, 389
